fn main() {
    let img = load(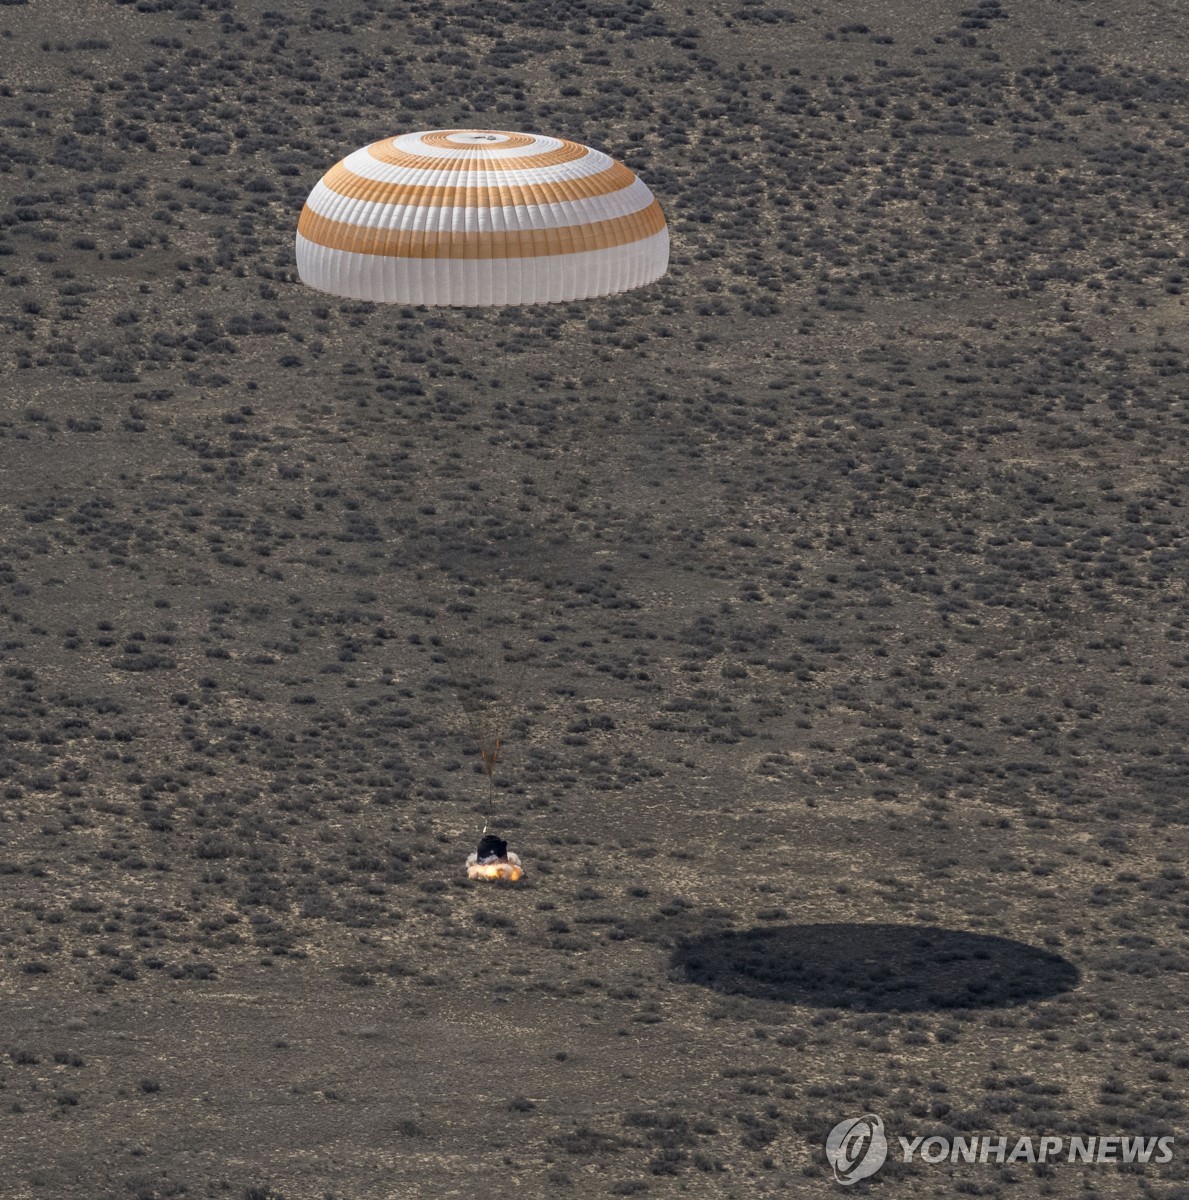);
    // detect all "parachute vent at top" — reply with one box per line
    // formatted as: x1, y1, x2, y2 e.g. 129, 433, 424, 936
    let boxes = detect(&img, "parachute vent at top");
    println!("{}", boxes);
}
295, 129, 669, 306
